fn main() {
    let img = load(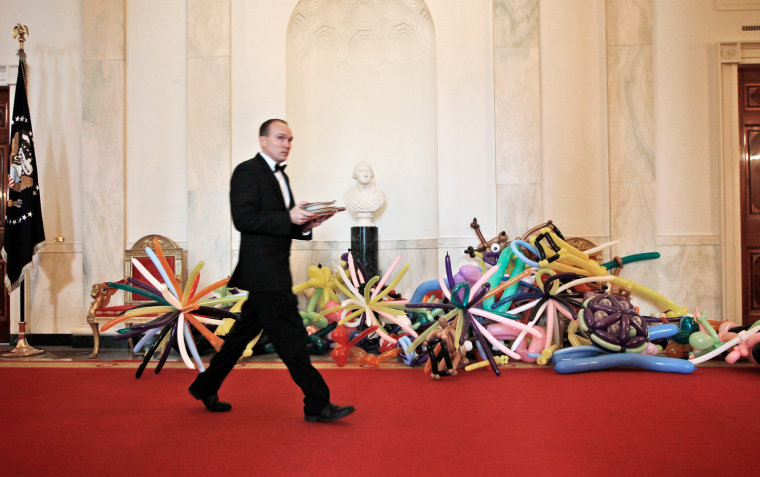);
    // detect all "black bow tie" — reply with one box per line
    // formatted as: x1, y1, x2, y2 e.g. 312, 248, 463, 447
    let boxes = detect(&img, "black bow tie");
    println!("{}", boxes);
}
274, 163, 287, 173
